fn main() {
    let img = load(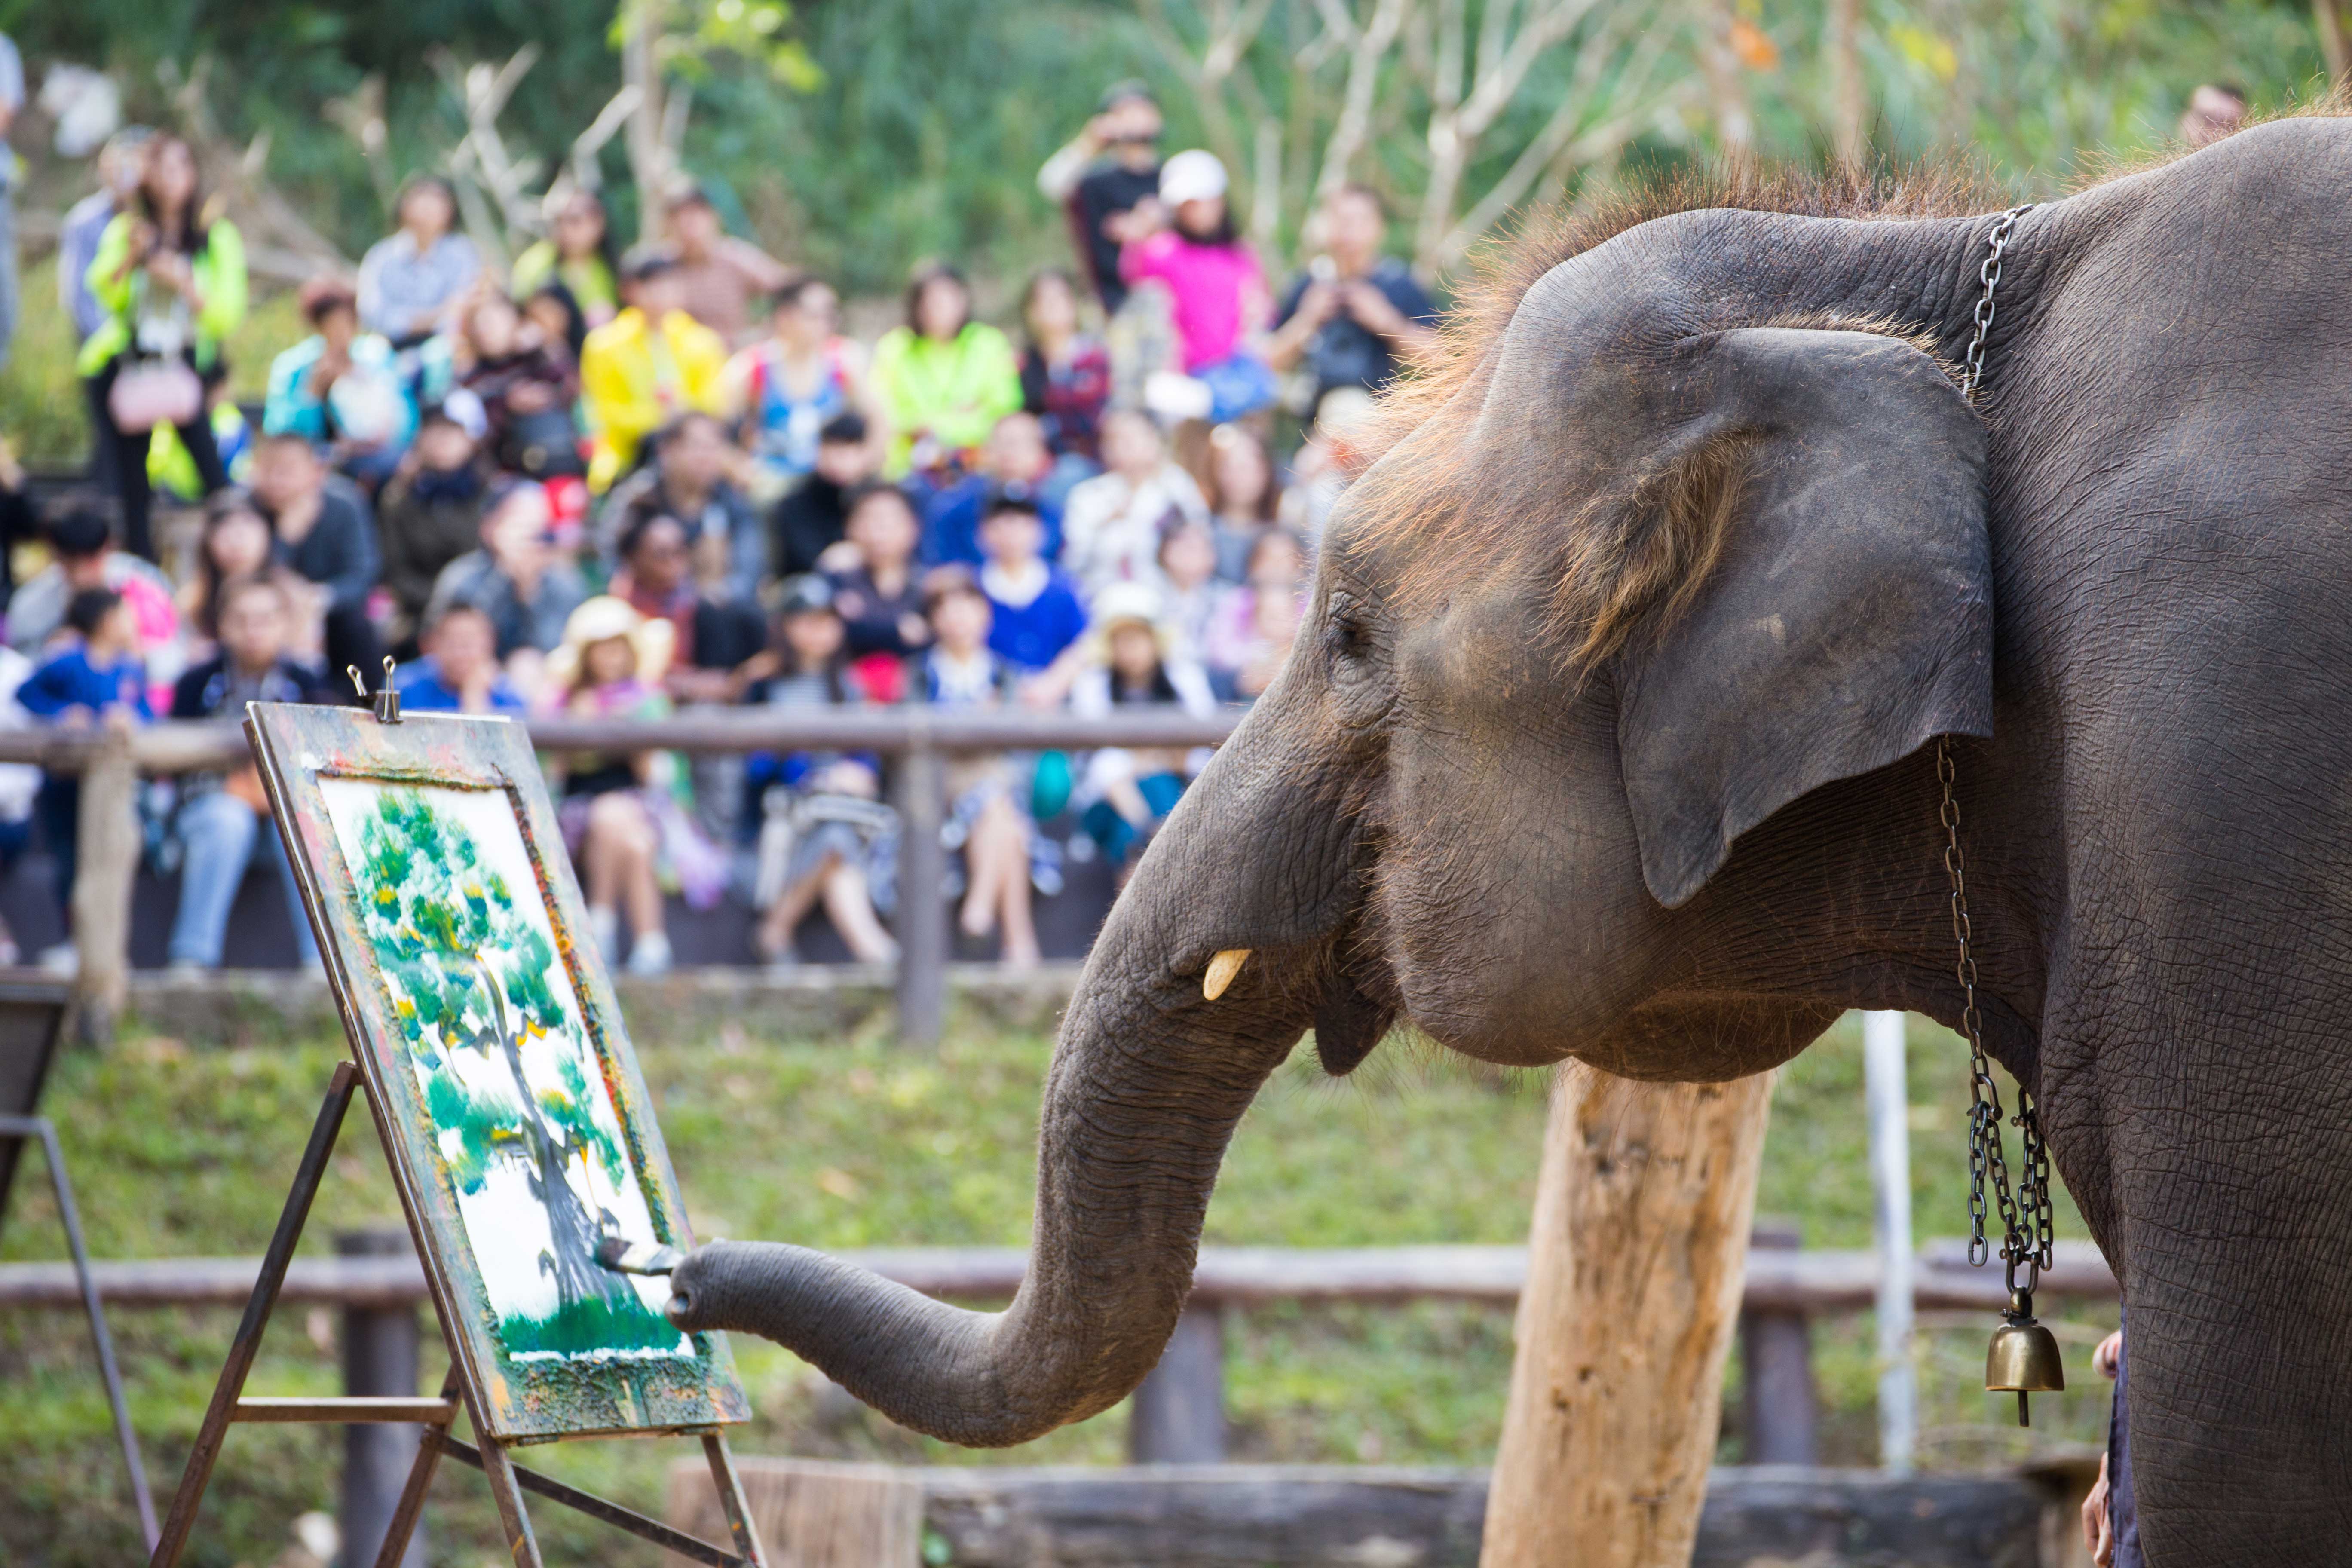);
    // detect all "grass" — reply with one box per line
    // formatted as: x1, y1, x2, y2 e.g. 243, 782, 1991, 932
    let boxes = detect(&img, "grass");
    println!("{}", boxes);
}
0, 1007, 2117, 1567
0, 257, 308, 470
